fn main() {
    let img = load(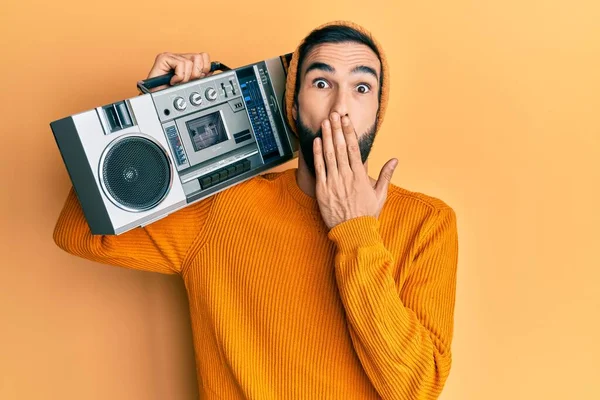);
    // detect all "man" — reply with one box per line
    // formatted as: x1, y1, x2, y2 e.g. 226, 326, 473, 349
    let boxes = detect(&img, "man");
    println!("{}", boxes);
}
54, 20, 459, 399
